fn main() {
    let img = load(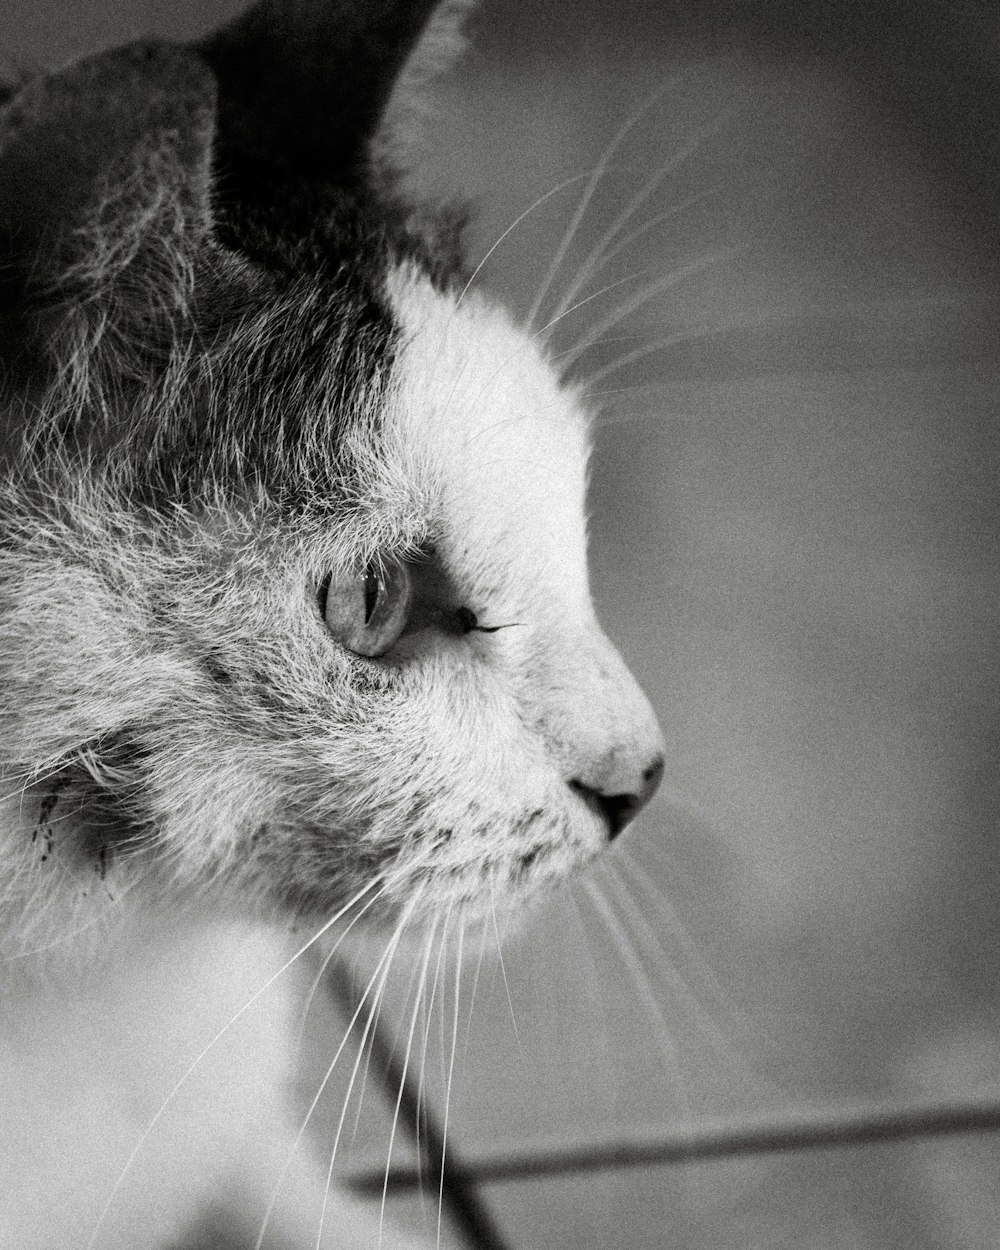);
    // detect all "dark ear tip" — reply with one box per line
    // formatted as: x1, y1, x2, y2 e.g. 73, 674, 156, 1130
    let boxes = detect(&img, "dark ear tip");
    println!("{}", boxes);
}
195, 0, 448, 187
